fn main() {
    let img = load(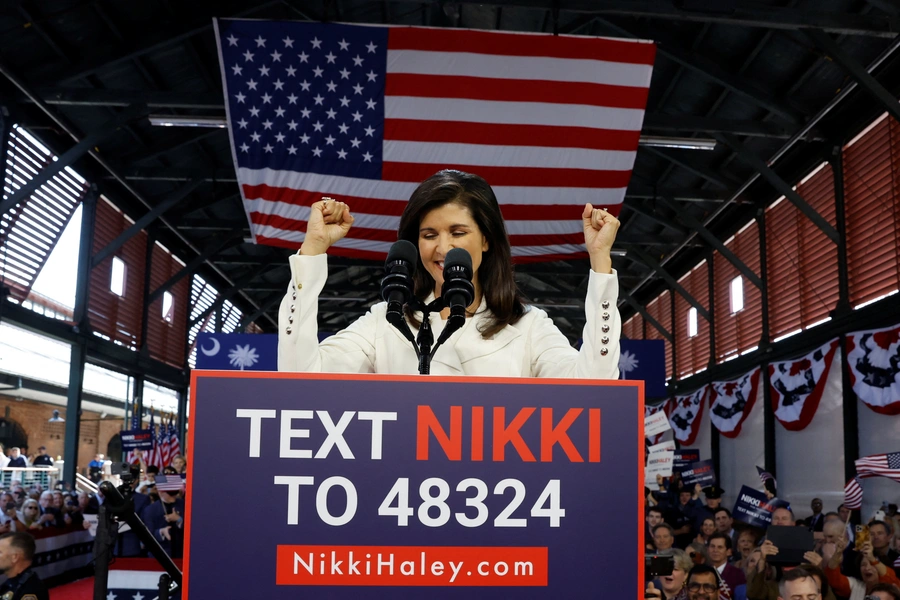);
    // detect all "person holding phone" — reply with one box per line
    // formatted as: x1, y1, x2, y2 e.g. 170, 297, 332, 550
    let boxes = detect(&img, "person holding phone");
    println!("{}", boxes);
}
645, 549, 692, 599
824, 536, 900, 600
